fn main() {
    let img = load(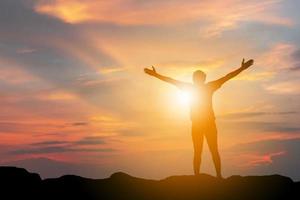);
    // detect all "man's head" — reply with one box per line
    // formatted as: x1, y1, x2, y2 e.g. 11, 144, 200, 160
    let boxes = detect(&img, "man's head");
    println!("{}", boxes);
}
193, 70, 206, 84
